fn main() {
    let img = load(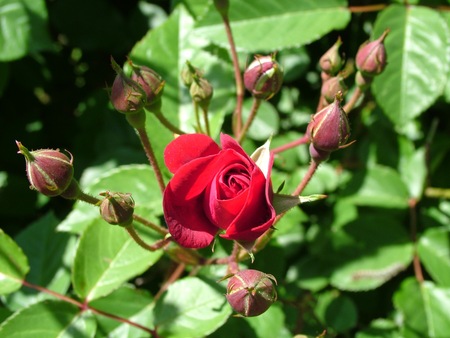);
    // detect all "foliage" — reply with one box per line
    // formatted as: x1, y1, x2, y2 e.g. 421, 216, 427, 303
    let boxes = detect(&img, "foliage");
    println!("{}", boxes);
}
1, 0, 450, 337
